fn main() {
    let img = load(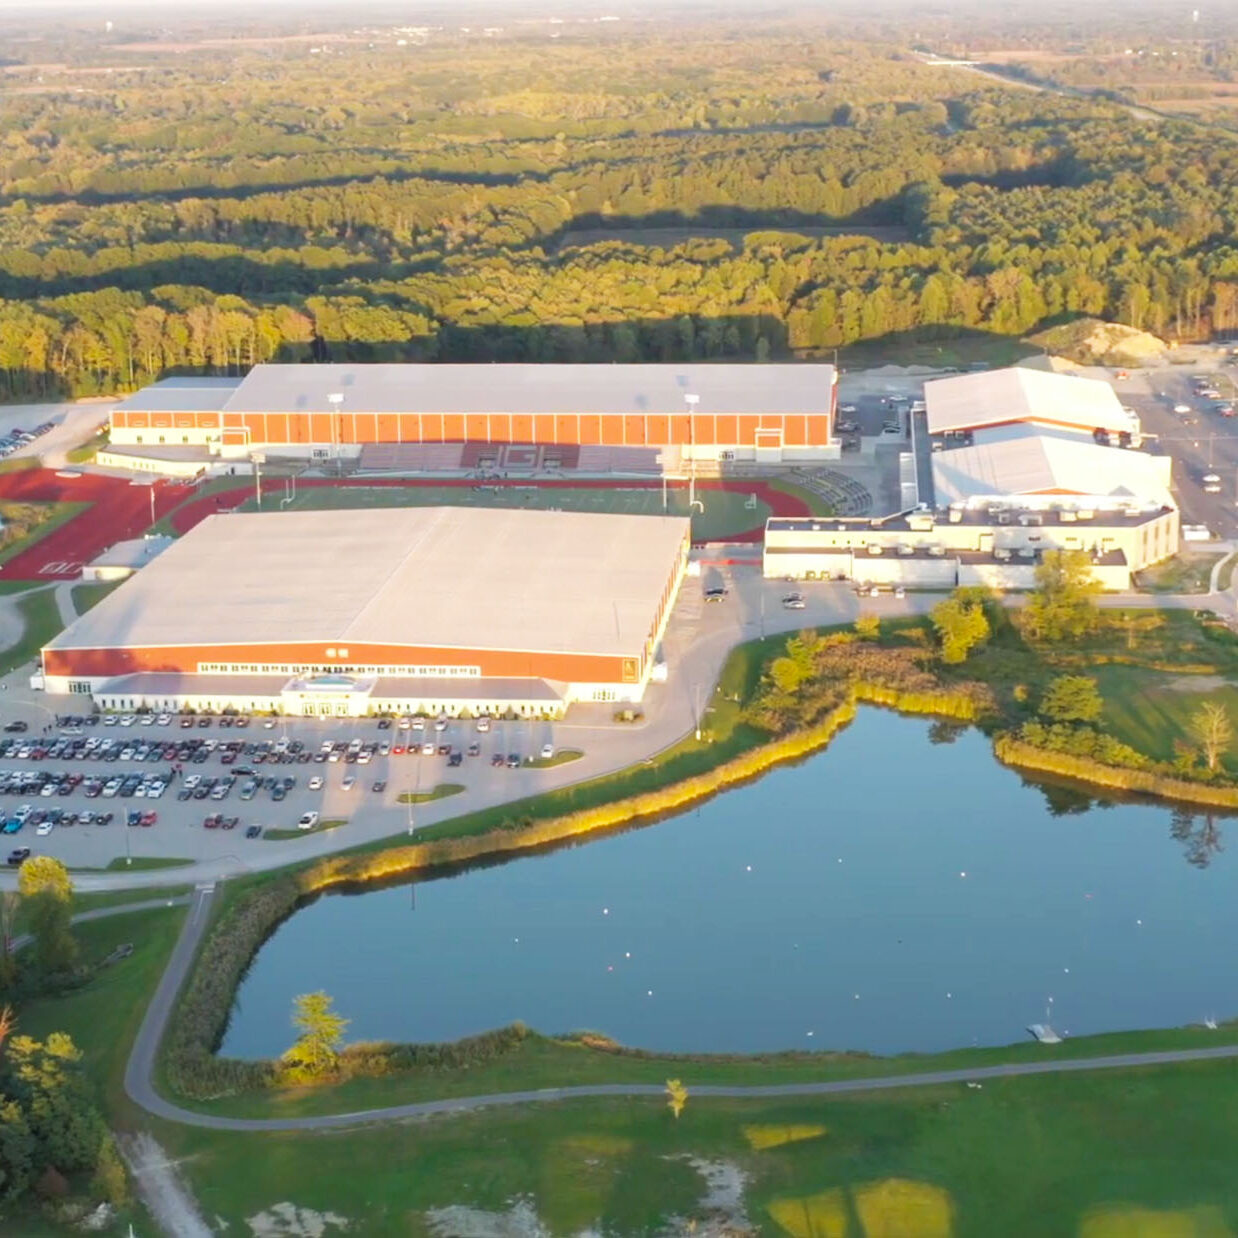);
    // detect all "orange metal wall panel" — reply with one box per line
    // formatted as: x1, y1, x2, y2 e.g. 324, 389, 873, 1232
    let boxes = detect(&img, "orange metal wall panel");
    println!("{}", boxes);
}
465, 414, 489, 442
442, 414, 466, 441
647, 414, 669, 444
128, 413, 150, 429
45, 643, 628, 686
738, 415, 759, 444
807, 414, 831, 445
783, 415, 806, 446
579, 415, 602, 445
510, 414, 533, 442
624, 416, 645, 445
266, 414, 288, 444
353, 413, 378, 442
555, 415, 576, 443
694, 416, 716, 446
375, 414, 400, 443
532, 414, 556, 443
714, 414, 738, 444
